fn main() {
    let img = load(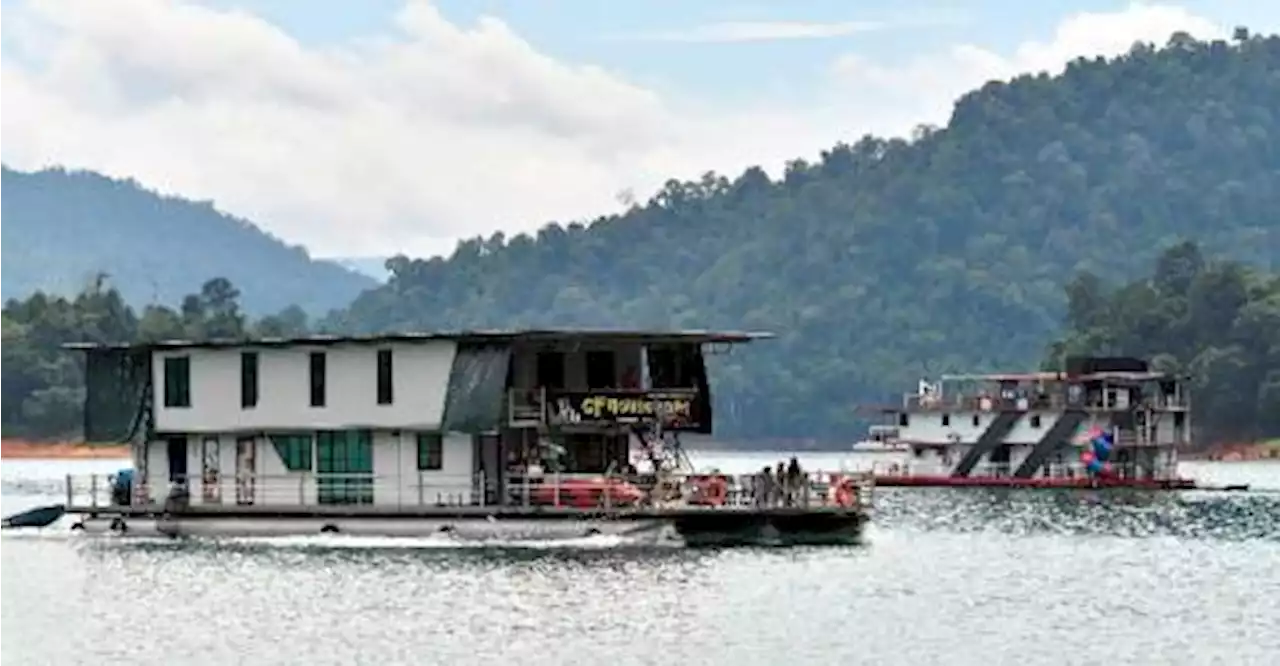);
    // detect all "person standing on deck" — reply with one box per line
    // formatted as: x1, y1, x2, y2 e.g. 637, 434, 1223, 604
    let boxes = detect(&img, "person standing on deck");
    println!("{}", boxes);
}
786, 457, 802, 507
776, 461, 789, 507
753, 467, 769, 507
